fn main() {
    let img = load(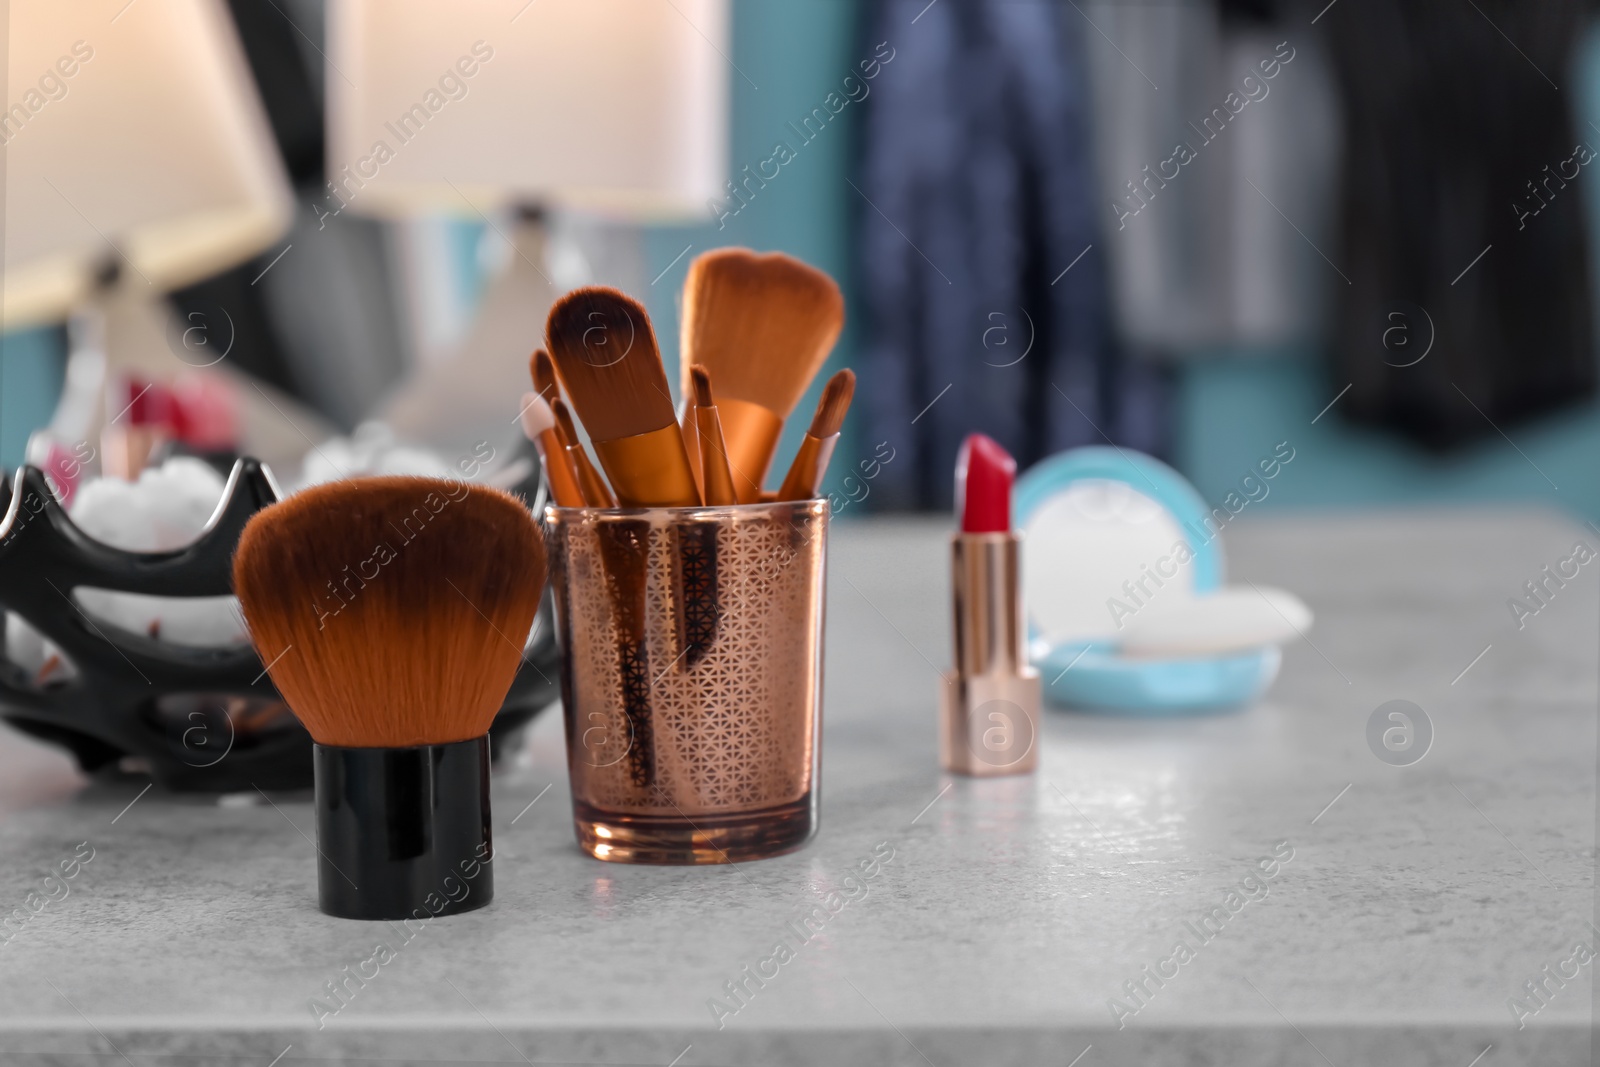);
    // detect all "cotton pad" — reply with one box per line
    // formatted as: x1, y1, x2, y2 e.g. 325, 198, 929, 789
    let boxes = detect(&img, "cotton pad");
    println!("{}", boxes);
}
1118, 586, 1313, 658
